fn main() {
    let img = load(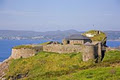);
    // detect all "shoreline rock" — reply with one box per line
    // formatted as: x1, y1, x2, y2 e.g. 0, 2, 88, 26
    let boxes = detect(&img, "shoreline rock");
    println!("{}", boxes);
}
0, 58, 11, 80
